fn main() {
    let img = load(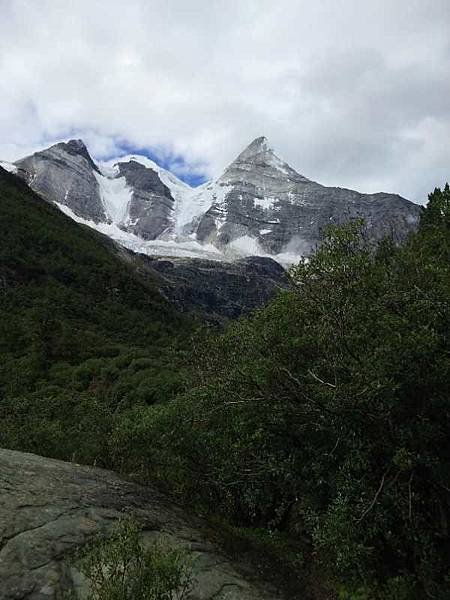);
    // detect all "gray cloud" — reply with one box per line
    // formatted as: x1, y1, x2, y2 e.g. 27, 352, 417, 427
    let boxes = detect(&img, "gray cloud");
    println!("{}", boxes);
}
0, 0, 449, 202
